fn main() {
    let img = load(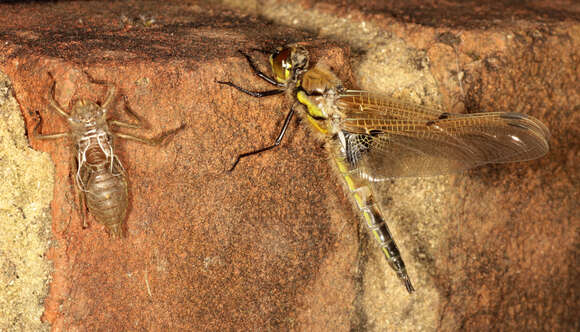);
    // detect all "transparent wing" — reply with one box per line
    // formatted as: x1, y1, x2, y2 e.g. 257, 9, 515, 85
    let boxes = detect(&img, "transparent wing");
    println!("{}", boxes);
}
337, 91, 550, 180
